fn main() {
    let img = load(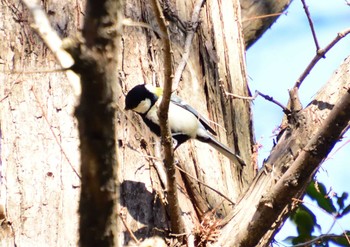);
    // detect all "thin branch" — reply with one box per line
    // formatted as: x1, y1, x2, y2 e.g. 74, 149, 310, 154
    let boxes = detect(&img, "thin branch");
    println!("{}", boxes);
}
119, 208, 140, 244
150, 0, 185, 236
122, 18, 153, 29
175, 164, 235, 205
243, 11, 287, 22
5, 67, 69, 75
258, 91, 289, 113
21, 0, 80, 96
0, 75, 22, 103
294, 28, 350, 89
172, 0, 206, 91
297, 233, 350, 247
300, 0, 320, 51
225, 91, 259, 100
226, 90, 289, 113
